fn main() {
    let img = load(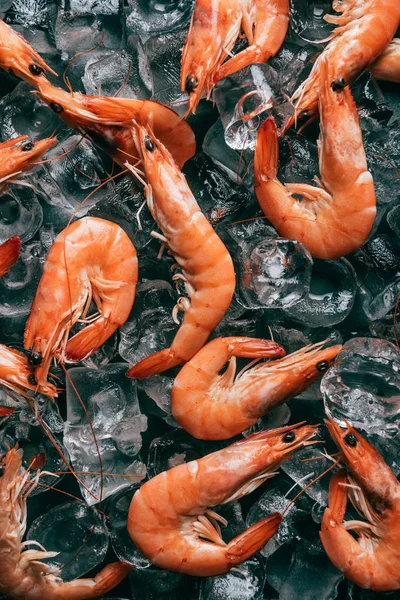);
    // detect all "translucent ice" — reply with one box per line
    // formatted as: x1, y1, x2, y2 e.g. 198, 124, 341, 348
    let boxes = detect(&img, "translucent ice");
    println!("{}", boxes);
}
27, 500, 108, 580
65, 364, 147, 505
82, 50, 148, 99
67, 0, 120, 16
55, 9, 121, 55
363, 118, 400, 206
129, 567, 196, 600
388, 204, 400, 239
139, 375, 178, 427
280, 445, 331, 507
199, 556, 266, 600
289, 1, 334, 43
125, 0, 193, 38
5, 0, 49, 27
0, 187, 42, 244
321, 337, 400, 438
